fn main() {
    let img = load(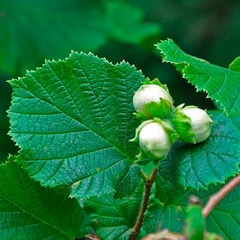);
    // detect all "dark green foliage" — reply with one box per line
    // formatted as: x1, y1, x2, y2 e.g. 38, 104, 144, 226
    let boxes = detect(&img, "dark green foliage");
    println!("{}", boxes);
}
5, 41, 240, 239
0, 160, 86, 239
0, 0, 159, 76
1, 1, 240, 239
